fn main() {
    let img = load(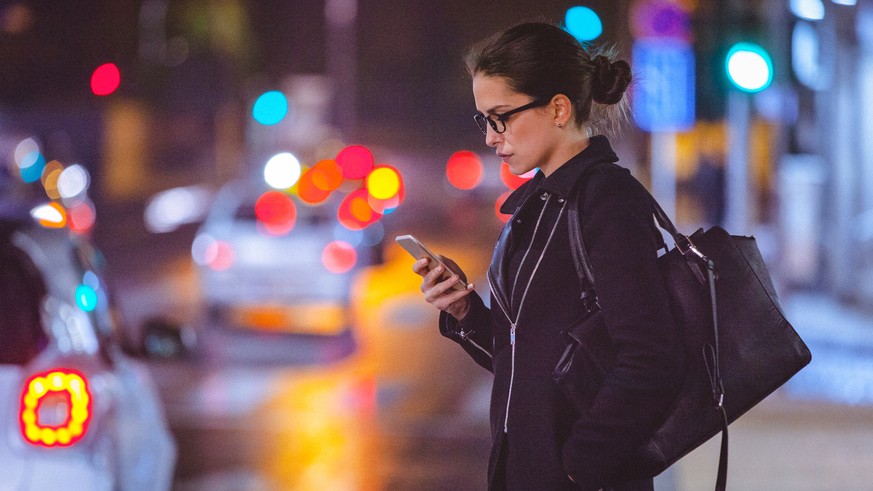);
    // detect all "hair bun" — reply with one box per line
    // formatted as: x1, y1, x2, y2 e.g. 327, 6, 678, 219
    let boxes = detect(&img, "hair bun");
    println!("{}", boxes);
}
591, 55, 631, 105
